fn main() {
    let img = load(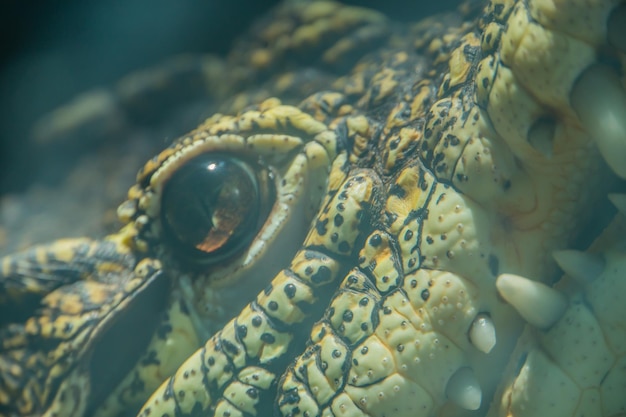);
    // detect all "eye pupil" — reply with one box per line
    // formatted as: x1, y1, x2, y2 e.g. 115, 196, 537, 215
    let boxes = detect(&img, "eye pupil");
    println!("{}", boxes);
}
162, 155, 266, 264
